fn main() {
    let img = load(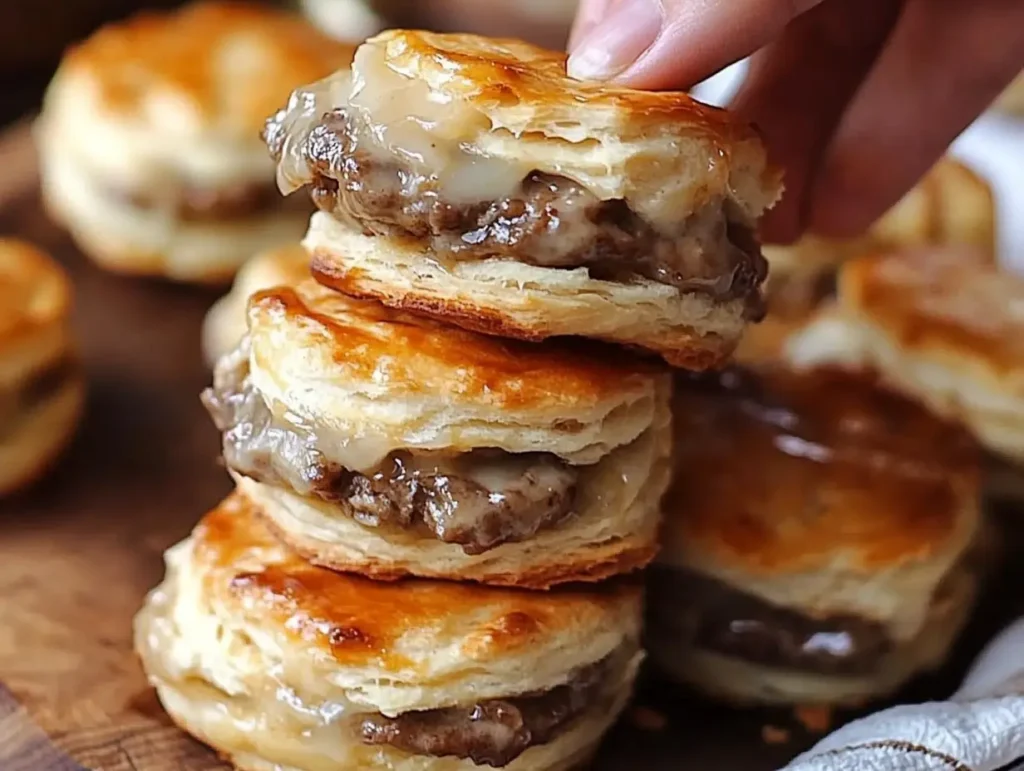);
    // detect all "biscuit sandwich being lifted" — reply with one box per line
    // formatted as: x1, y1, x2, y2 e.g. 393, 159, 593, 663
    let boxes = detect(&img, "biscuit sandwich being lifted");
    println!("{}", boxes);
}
265, 29, 783, 369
